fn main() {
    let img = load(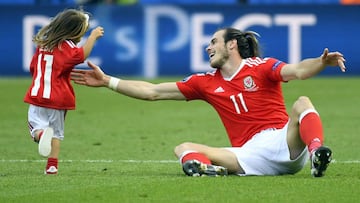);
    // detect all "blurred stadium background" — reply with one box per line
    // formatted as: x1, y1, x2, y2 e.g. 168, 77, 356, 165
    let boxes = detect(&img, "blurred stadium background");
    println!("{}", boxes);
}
0, 0, 360, 5
1, 0, 359, 5
0, 0, 359, 78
